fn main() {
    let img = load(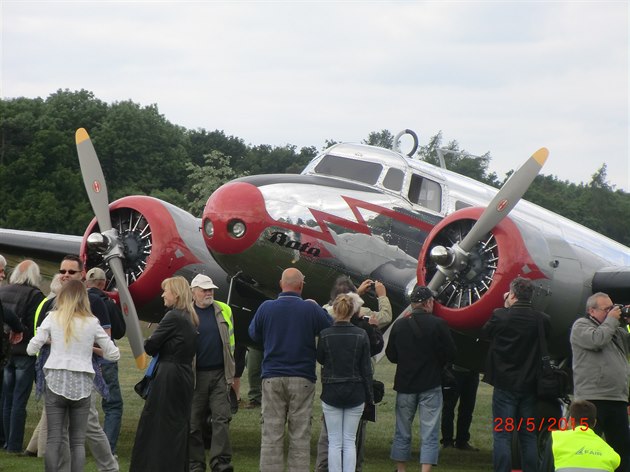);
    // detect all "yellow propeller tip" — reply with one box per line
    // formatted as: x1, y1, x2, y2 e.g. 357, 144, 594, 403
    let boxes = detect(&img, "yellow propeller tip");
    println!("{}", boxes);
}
75, 128, 89, 144
532, 147, 549, 166
135, 353, 149, 370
